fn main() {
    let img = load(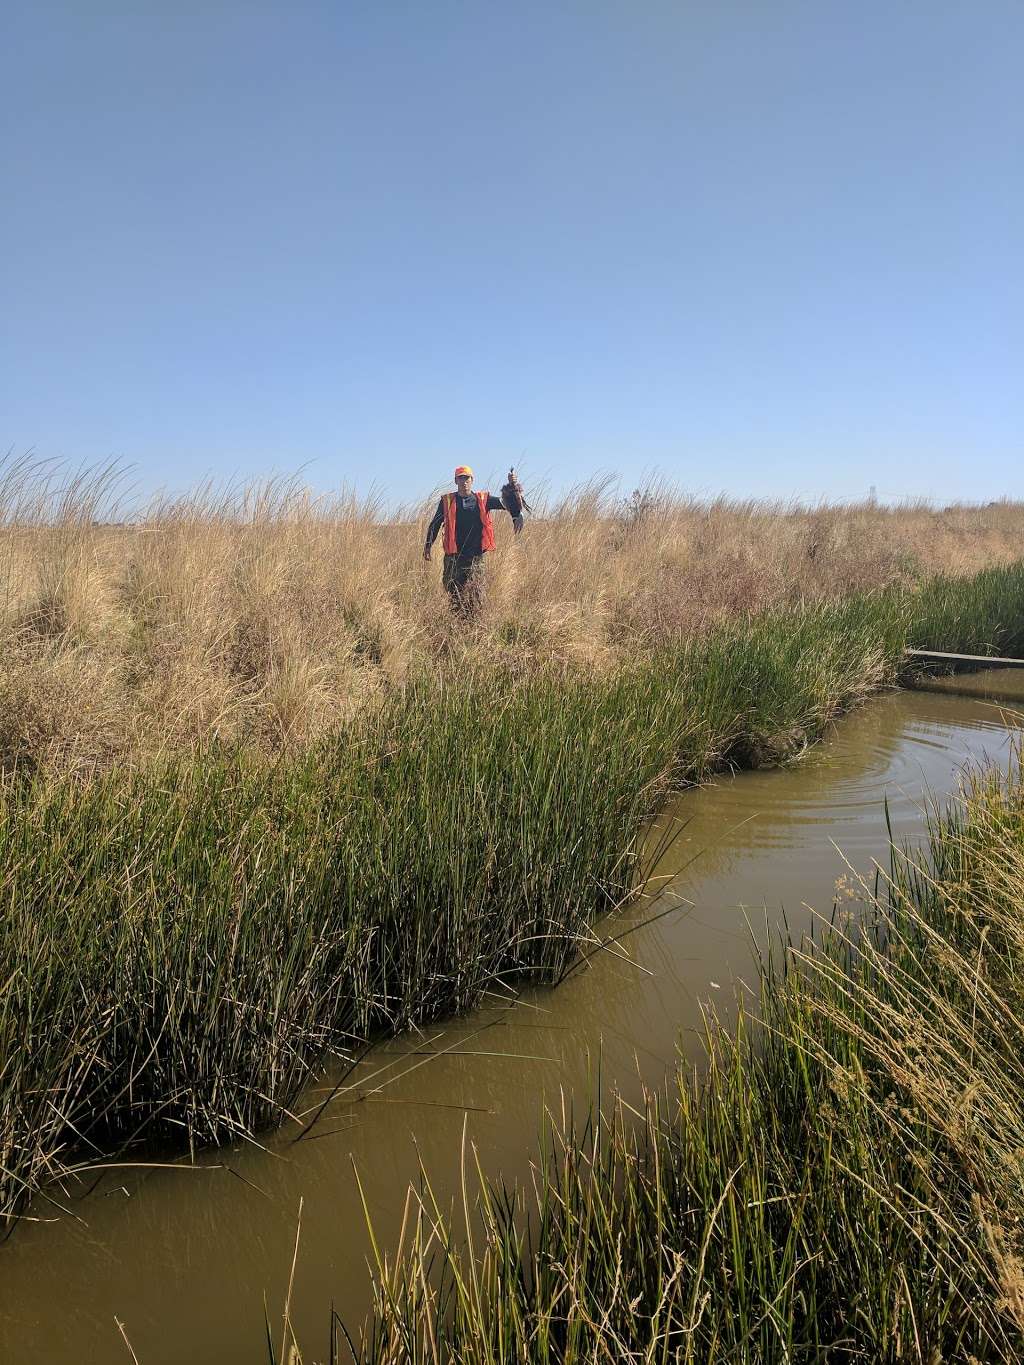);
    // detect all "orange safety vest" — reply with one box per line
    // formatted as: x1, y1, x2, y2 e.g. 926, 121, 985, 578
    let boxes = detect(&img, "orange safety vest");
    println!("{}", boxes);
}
442, 491, 496, 555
